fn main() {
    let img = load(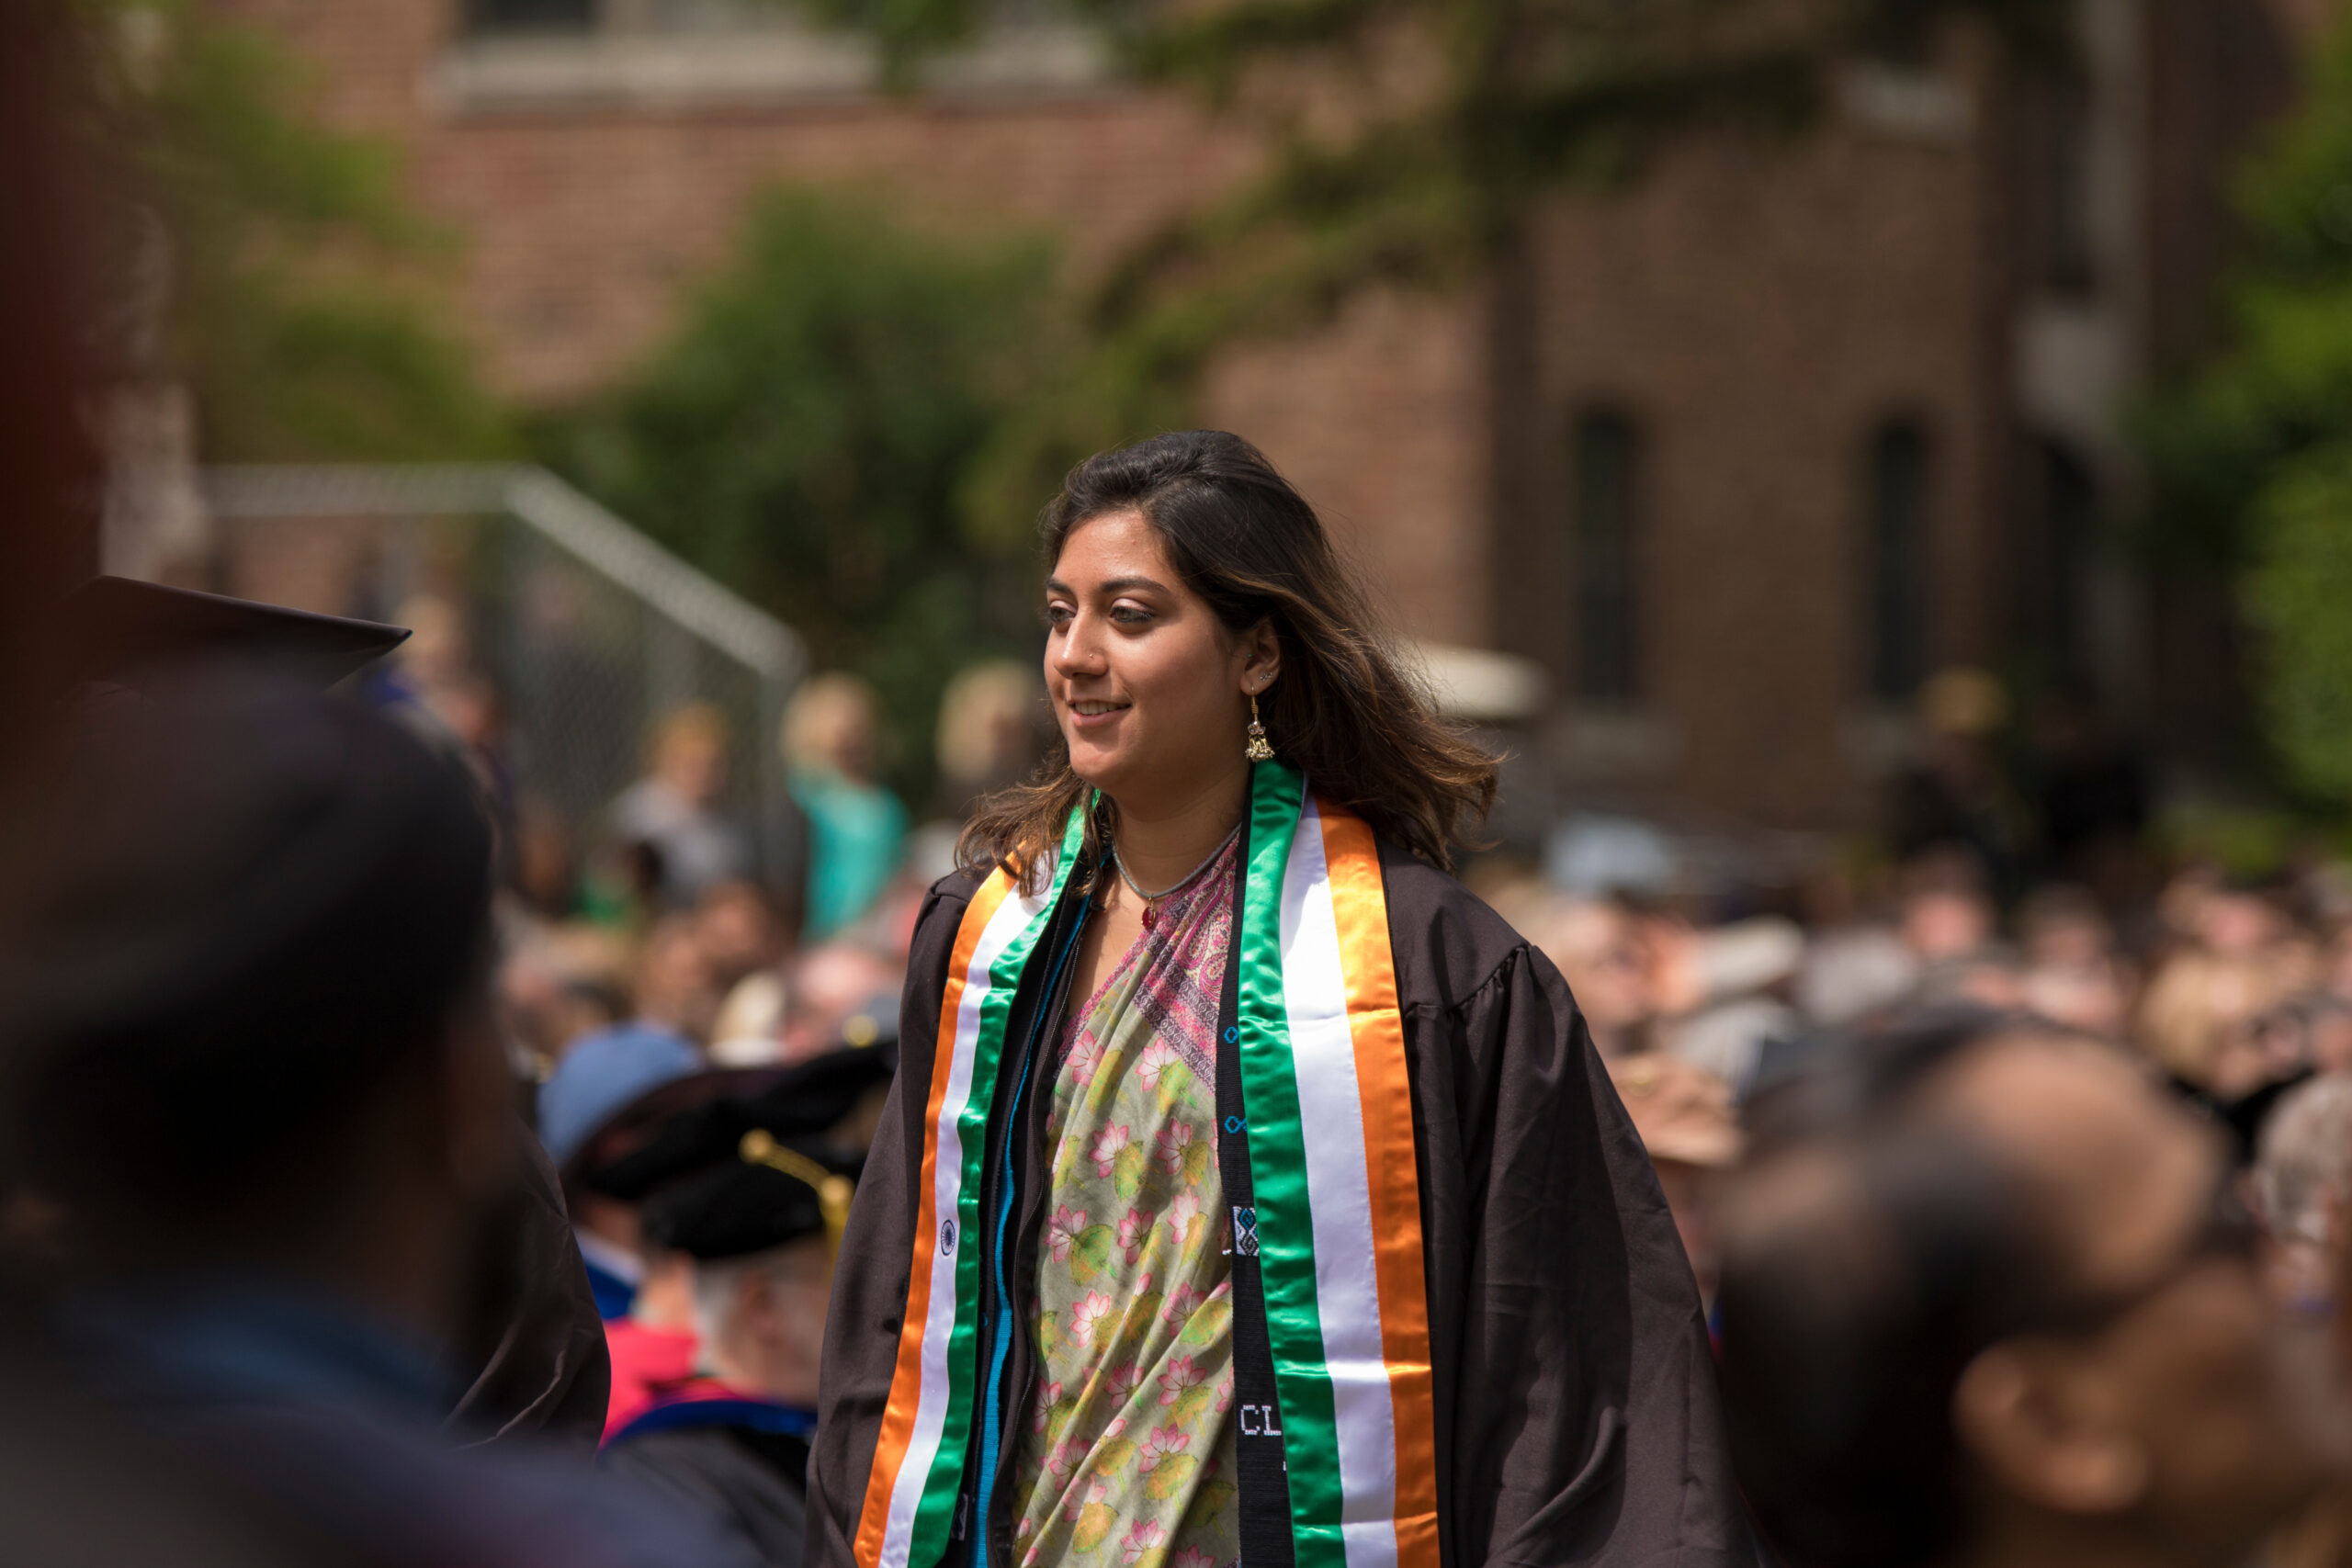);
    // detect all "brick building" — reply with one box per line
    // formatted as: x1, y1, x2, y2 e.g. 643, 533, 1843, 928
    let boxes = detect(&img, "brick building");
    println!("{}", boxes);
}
215, 0, 2314, 833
